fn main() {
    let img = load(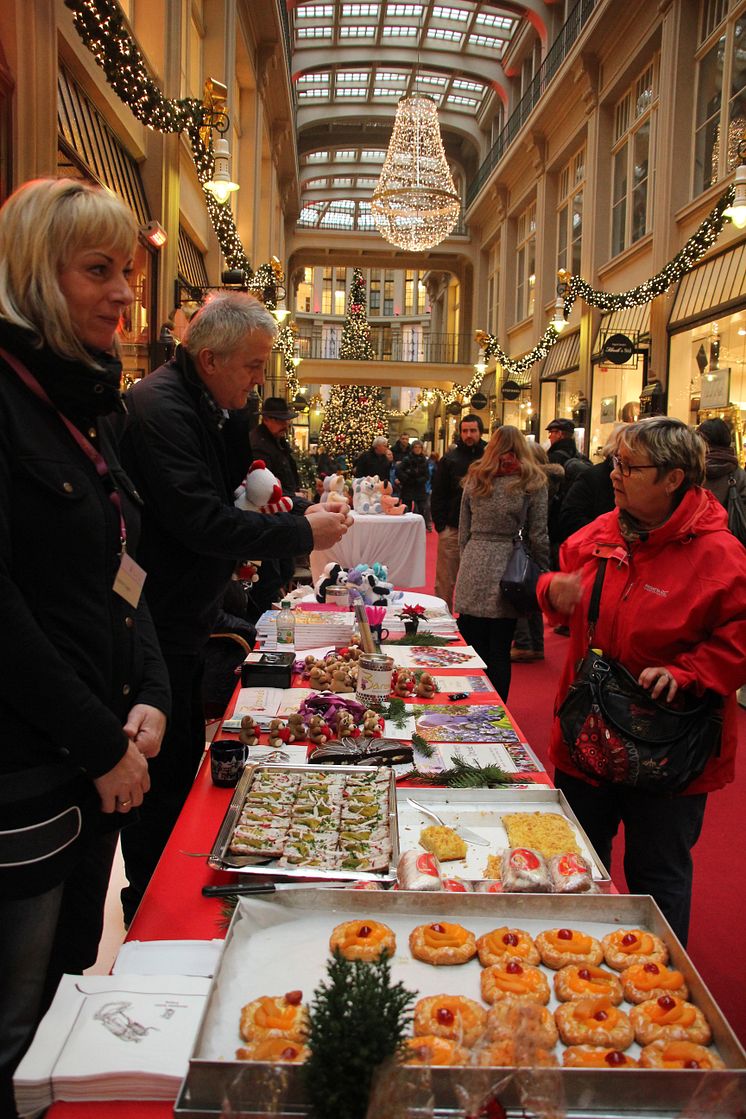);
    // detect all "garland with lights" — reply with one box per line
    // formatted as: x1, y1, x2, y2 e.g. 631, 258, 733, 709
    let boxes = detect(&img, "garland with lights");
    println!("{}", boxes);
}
319, 270, 390, 462
479, 184, 736, 378
65, 0, 303, 390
